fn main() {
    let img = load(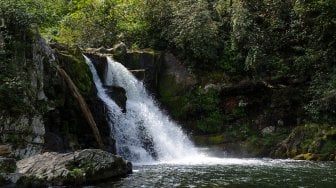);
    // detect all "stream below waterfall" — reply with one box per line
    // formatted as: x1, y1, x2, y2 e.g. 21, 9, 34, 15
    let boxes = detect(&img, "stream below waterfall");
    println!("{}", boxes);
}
99, 159, 336, 187
84, 56, 336, 187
